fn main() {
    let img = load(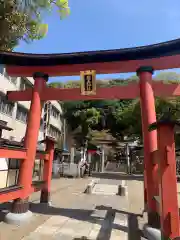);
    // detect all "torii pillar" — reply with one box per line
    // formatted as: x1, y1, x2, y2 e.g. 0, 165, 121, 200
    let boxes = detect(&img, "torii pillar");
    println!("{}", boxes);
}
150, 120, 180, 239
5, 72, 48, 224
137, 66, 159, 227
